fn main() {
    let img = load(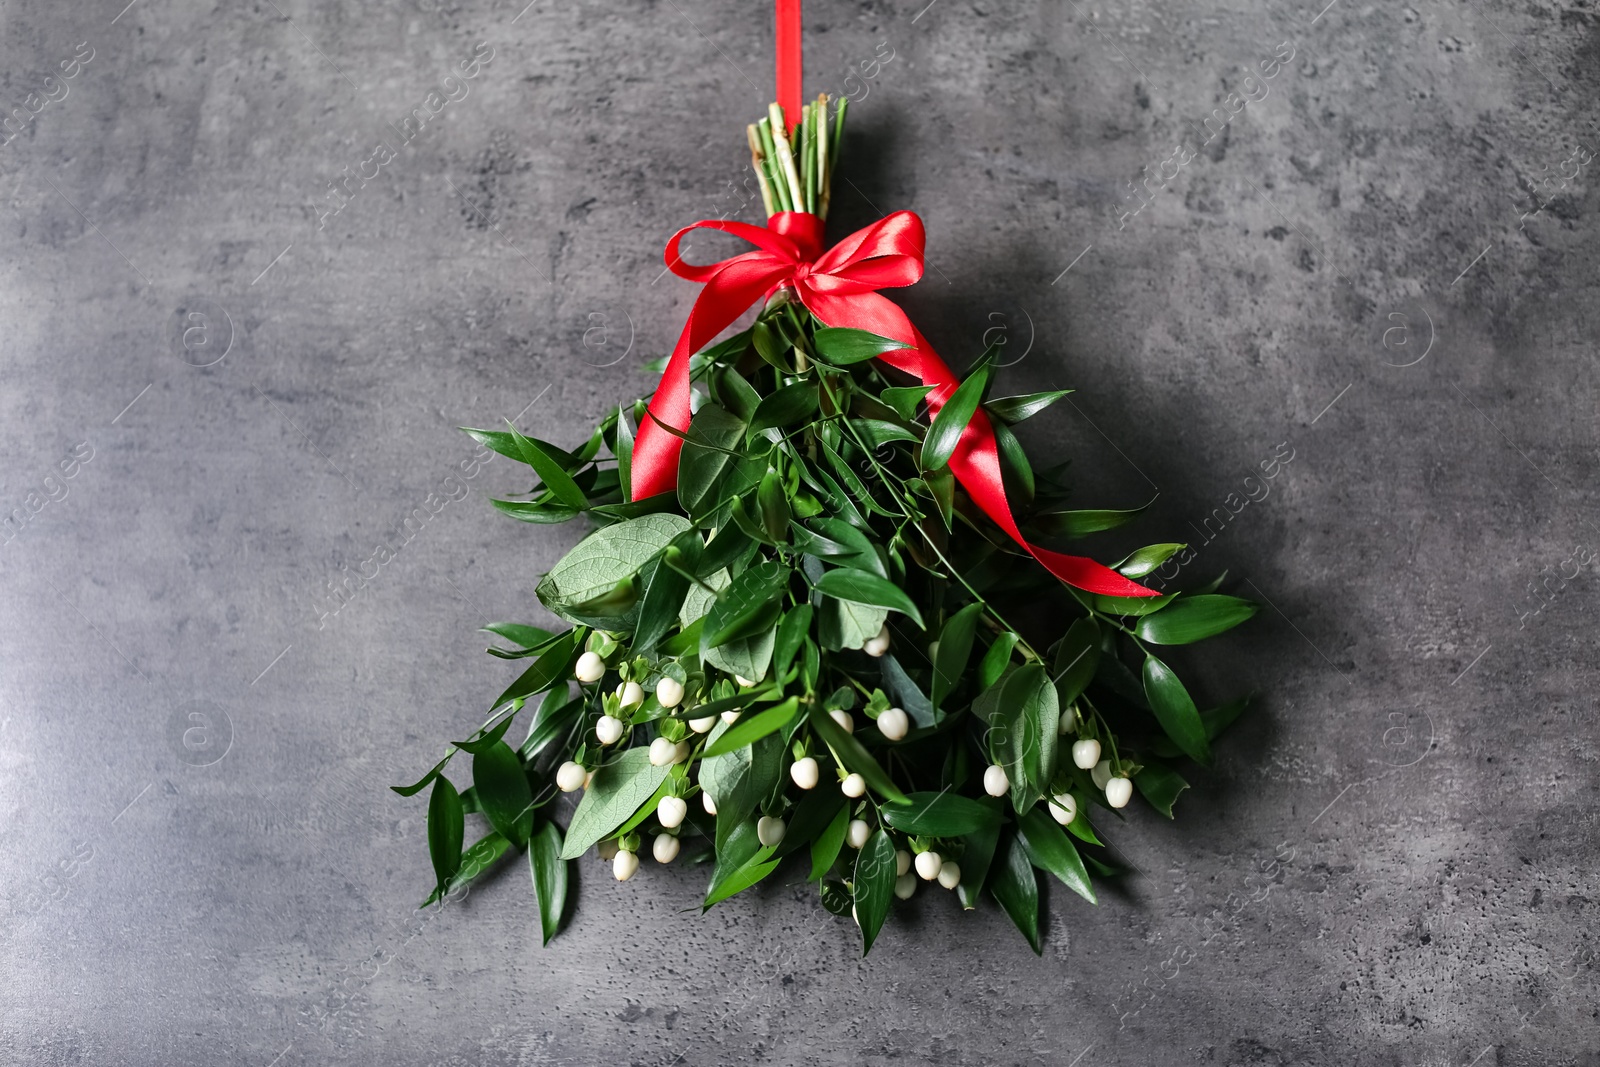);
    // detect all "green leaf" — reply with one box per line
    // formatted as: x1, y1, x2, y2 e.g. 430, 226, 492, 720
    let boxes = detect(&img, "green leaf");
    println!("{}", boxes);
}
955, 805, 1002, 910
528, 821, 568, 945
818, 596, 889, 652
462, 426, 576, 466
749, 382, 820, 436
879, 655, 934, 729
812, 327, 910, 365
922, 363, 991, 472
634, 535, 700, 653
984, 389, 1072, 424
989, 831, 1042, 954
704, 624, 778, 685
490, 499, 582, 524
881, 385, 932, 421
520, 688, 583, 760
536, 514, 691, 618
713, 364, 763, 423
854, 829, 898, 956
853, 419, 921, 449
1032, 503, 1148, 538
422, 829, 511, 906
931, 602, 984, 712
882, 791, 1003, 837
471, 740, 534, 847
427, 777, 465, 898
1093, 591, 1176, 617
1017, 806, 1097, 904
1135, 594, 1258, 645
757, 470, 792, 544
482, 623, 557, 650
559, 749, 672, 859
1134, 761, 1190, 818
976, 632, 1019, 692
677, 405, 760, 522
991, 419, 1035, 501
1052, 617, 1100, 708
773, 605, 813, 679
452, 712, 516, 755
1116, 543, 1184, 579
796, 517, 888, 579
997, 664, 1059, 811
615, 404, 635, 502
812, 569, 925, 630
490, 629, 579, 711
703, 697, 800, 758
809, 802, 851, 882
699, 724, 783, 837
505, 423, 589, 510
392, 753, 453, 797
808, 704, 907, 803
1142, 655, 1212, 765
702, 560, 789, 651
704, 820, 778, 907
